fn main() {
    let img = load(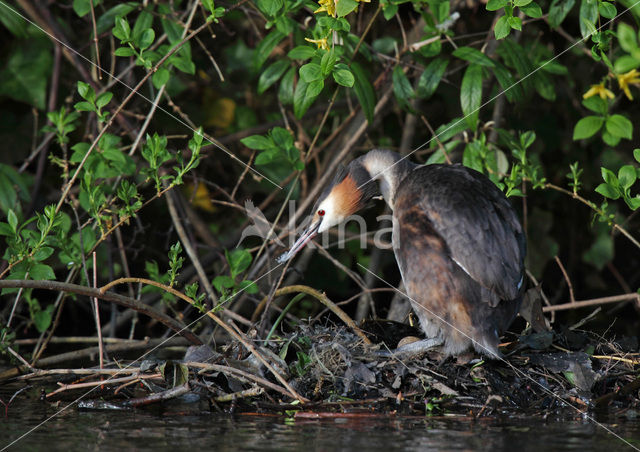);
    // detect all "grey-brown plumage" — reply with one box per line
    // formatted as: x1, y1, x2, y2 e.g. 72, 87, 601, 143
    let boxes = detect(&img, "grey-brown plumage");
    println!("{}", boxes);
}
392, 163, 525, 356
278, 150, 526, 358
